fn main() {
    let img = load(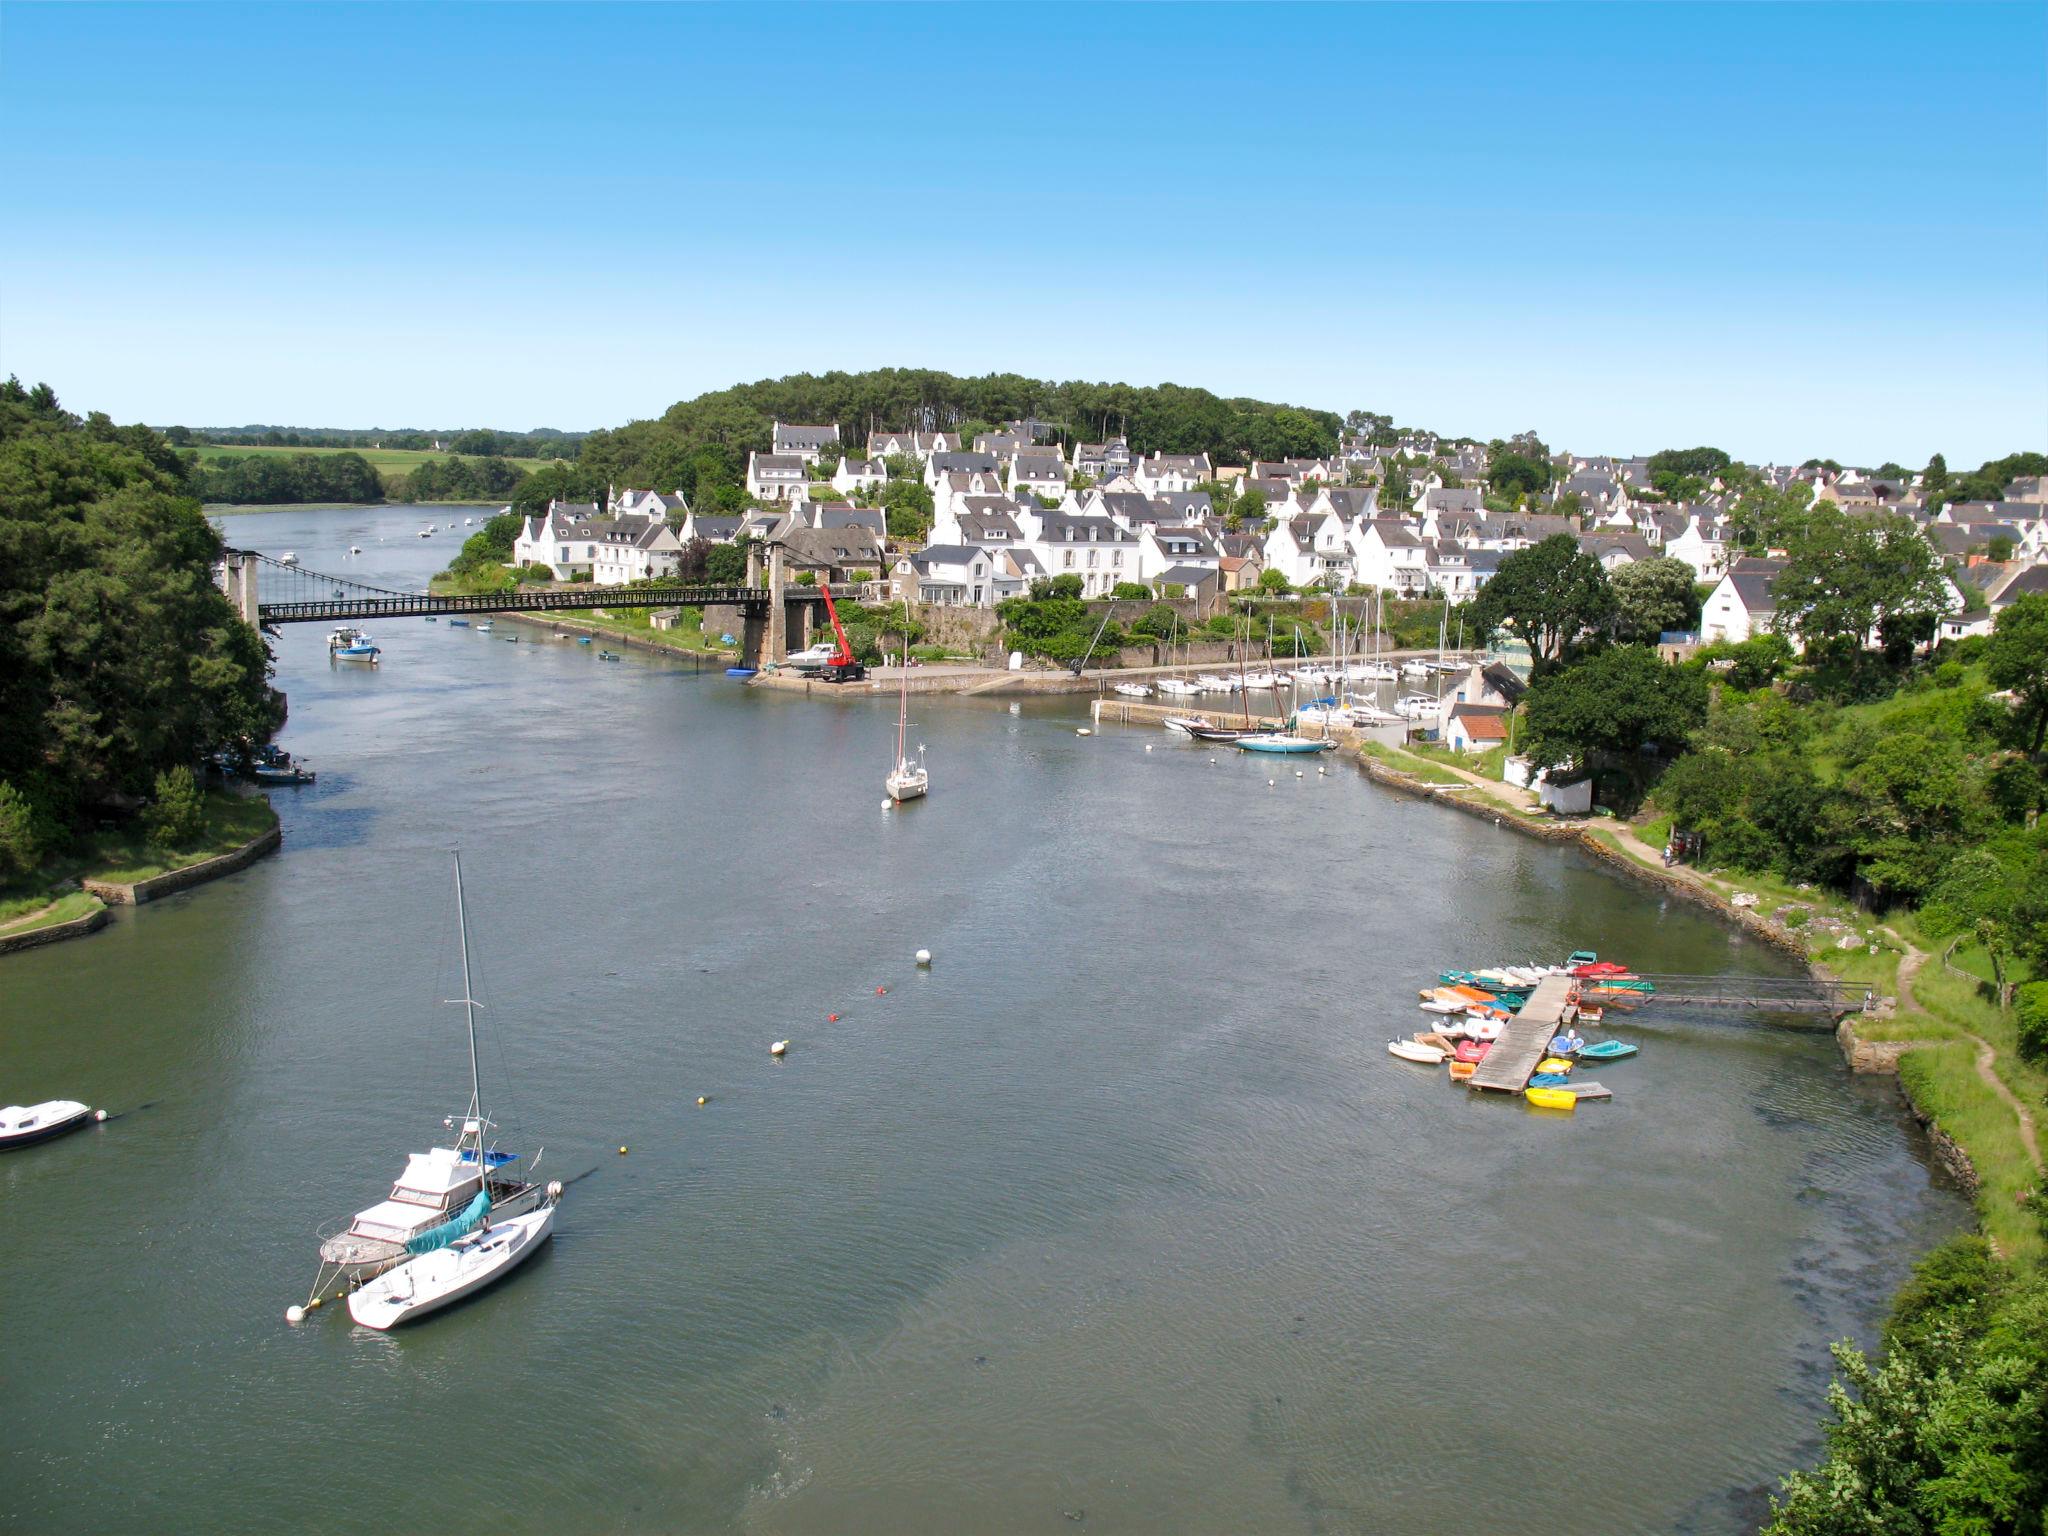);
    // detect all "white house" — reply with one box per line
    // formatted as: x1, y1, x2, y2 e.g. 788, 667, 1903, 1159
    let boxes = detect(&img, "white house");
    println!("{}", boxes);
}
613, 489, 690, 523
830, 457, 887, 497
1663, 514, 1731, 582
771, 421, 839, 464
1029, 512, 1141, 597
746, 451, 809, 503
1073, 437, 1134, 481
592, 521, 684, 586
1262, 513, 1353, 589
1132, 452, 1212, 495
1701, 559, 1786, 644
1007, 454, 1068, 503
514, 511, 620, 581
1140, 524, 1222, 581
1348, 517, 1430, 594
